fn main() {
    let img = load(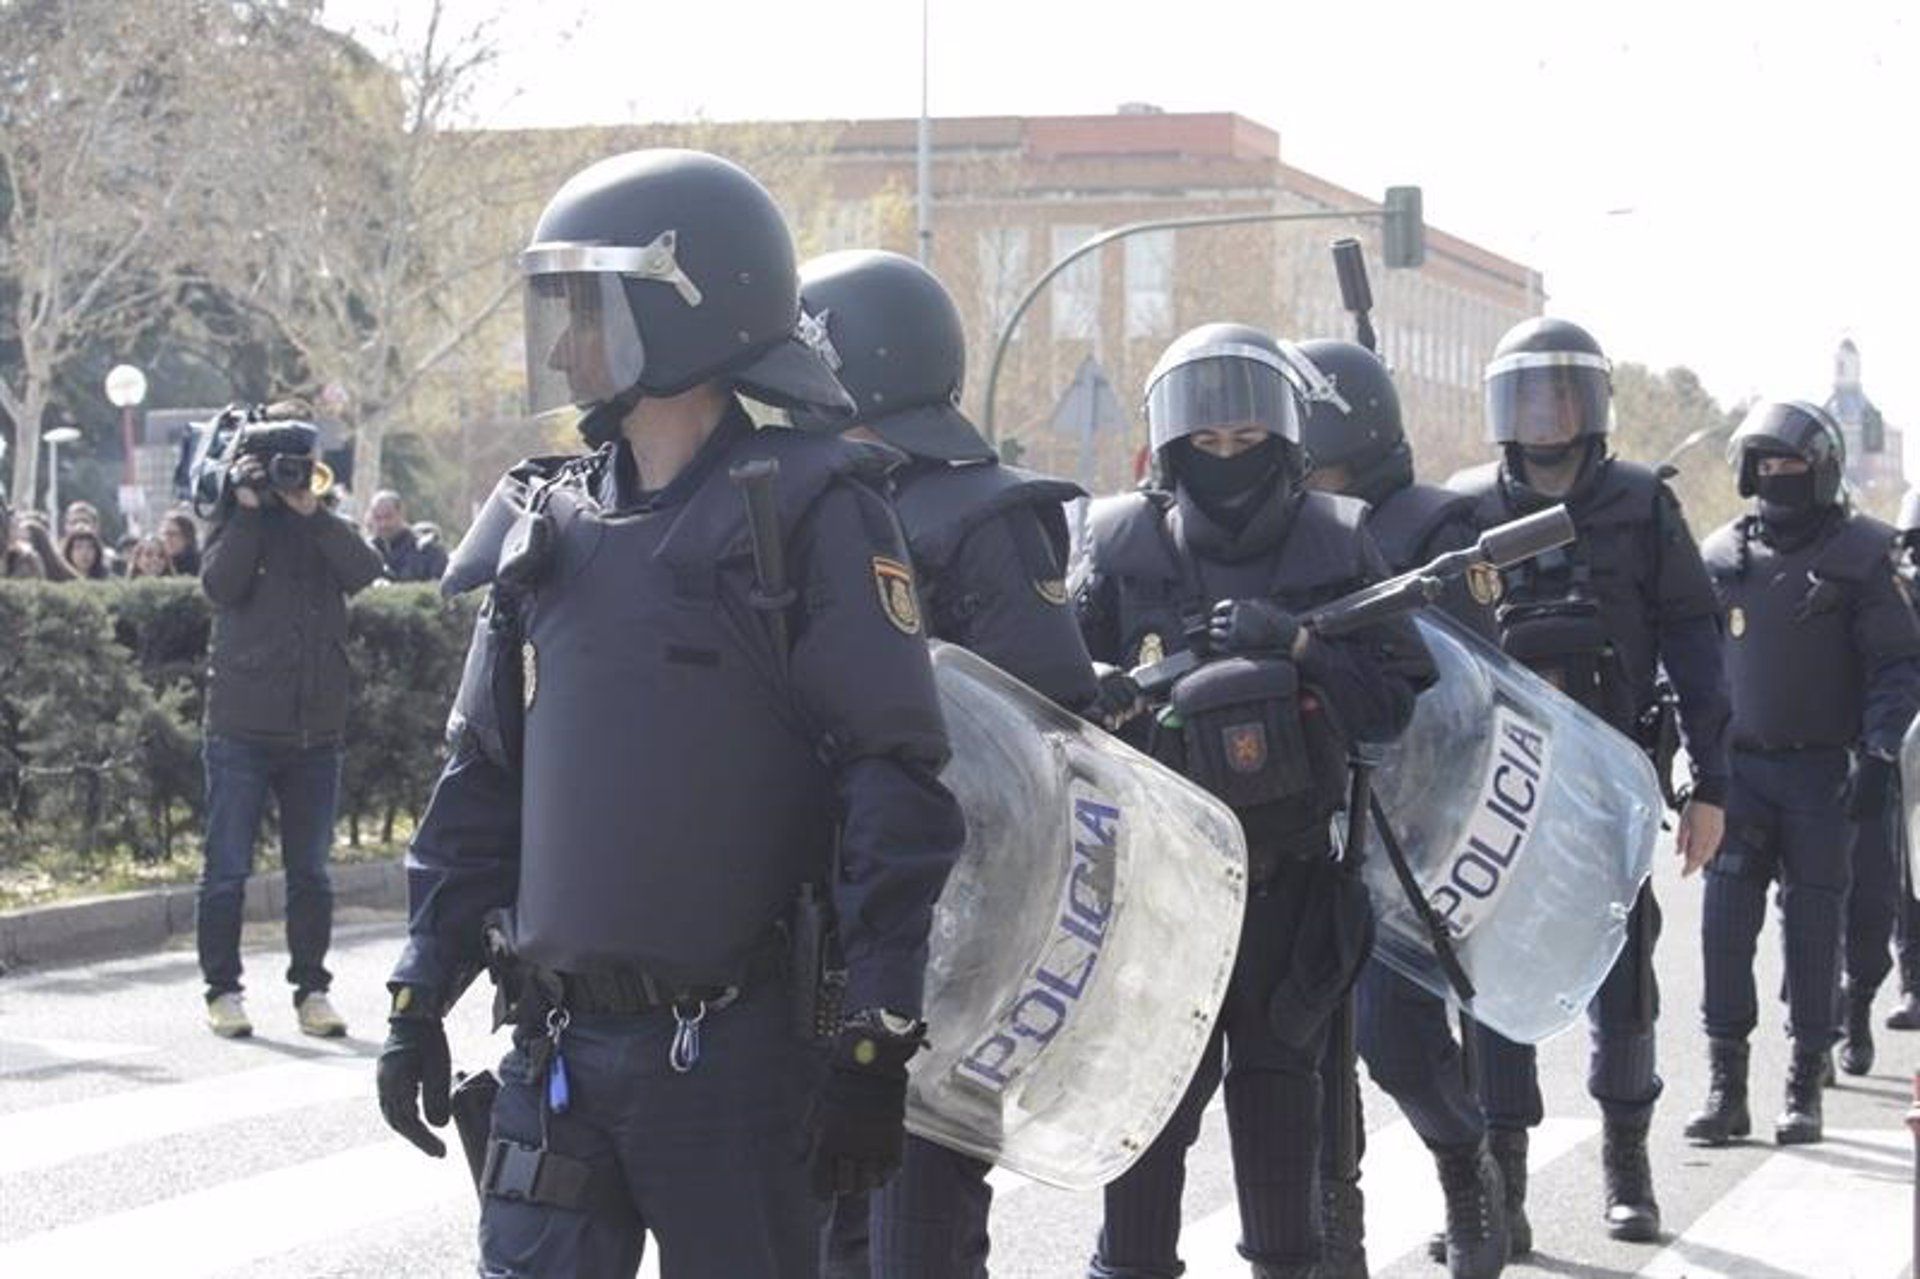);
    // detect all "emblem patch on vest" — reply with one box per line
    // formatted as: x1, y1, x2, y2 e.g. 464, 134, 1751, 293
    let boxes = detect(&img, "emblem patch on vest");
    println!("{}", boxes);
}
1224, 722, 1268, 774
521, 641, 538, 709
872, 557, 922, 635
1136, 632, 1165, 666
1728, 606, 1746, 639
1467, 562, 1504, 607
1033, 577, 1069, 606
